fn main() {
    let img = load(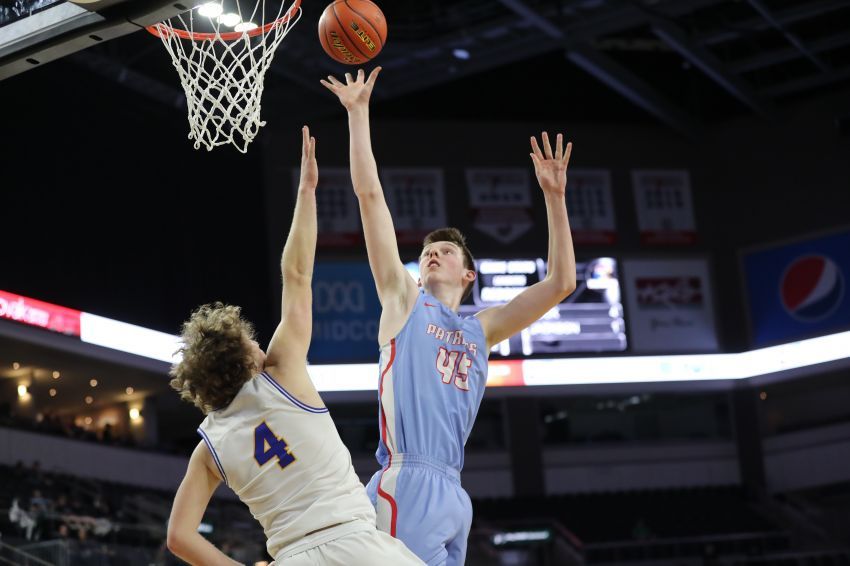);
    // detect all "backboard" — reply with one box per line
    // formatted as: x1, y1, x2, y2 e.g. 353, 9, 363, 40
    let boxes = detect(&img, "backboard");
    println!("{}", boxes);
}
0, 0, 202, 80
